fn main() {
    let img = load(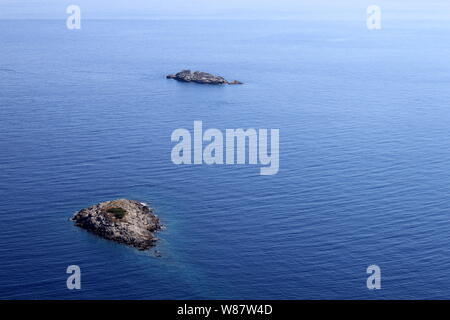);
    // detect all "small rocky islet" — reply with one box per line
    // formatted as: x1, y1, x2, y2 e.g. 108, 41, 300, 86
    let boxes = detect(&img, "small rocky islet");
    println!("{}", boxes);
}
166, 70, 243, 85
71, 199, 161, 251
